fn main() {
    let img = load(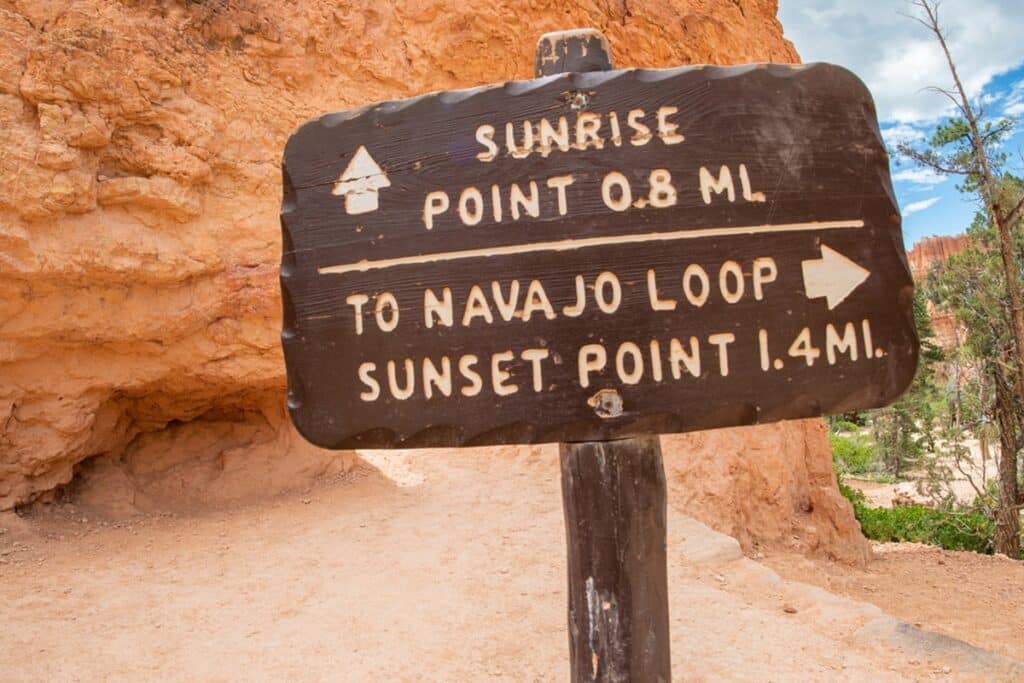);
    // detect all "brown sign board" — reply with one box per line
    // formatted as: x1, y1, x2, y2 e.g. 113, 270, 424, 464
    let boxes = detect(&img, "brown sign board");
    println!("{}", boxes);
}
280, 63, 919, 449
